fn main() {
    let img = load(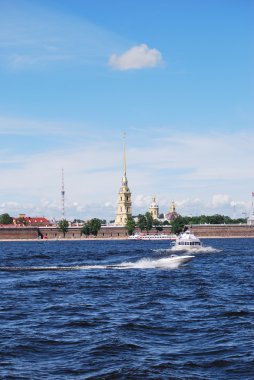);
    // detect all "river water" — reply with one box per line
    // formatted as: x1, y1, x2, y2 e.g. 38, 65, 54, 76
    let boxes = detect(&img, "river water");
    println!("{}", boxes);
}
0, 238, 253, 379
